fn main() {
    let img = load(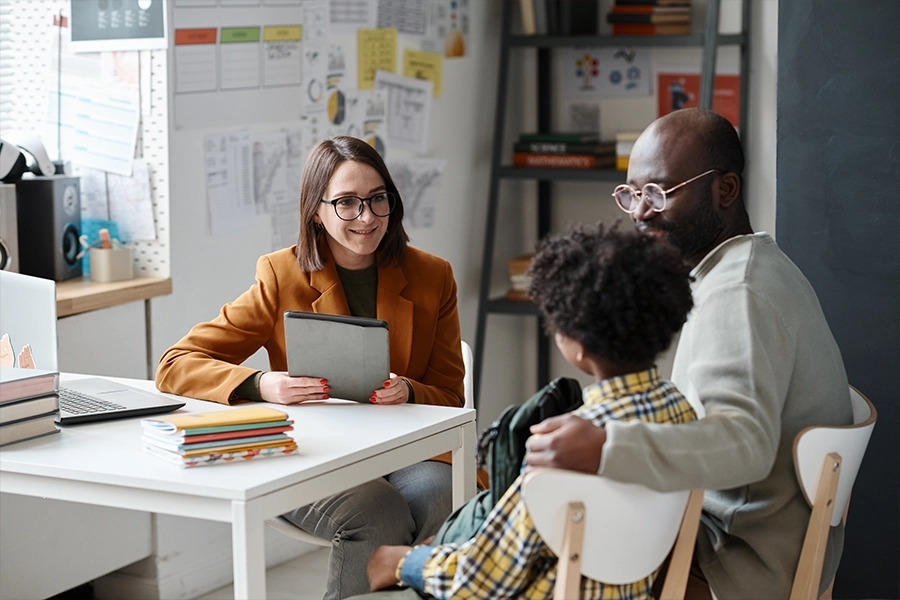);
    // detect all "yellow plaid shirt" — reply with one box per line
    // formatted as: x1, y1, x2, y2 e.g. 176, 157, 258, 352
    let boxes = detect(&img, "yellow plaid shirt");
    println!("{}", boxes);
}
397, 368, 697, 600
